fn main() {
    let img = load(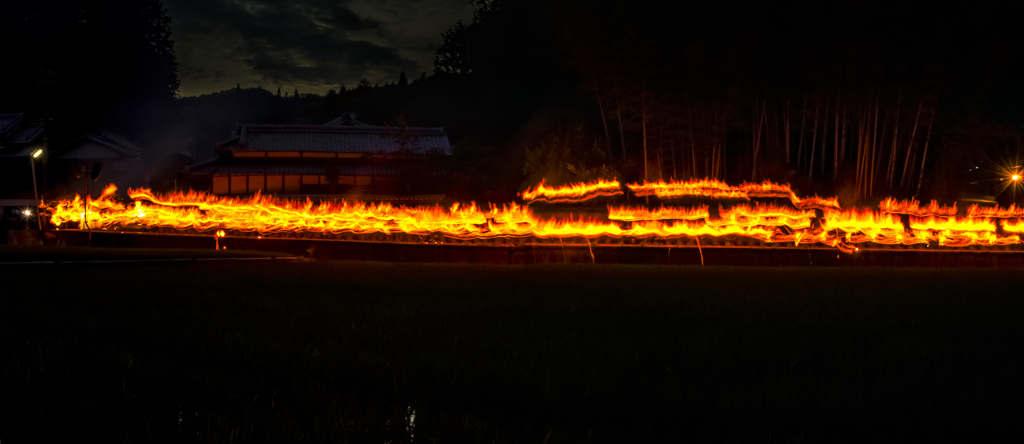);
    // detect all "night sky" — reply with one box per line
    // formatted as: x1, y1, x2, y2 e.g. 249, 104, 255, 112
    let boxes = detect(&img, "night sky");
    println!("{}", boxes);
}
164, 0, 475, 97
